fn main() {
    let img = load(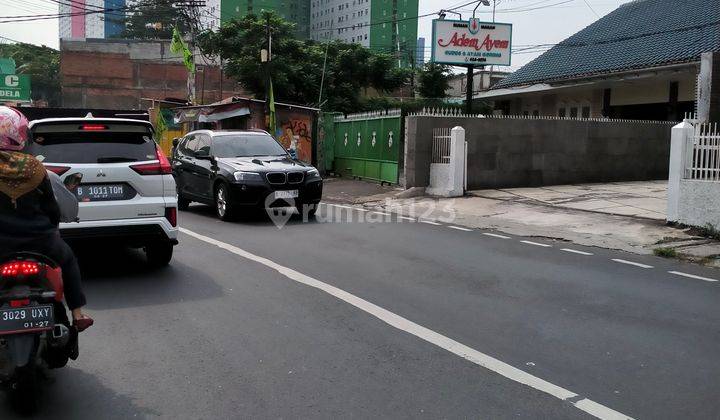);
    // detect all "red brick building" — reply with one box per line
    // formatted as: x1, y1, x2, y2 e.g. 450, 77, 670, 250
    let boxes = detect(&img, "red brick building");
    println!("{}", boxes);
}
61, 39, 246, 109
